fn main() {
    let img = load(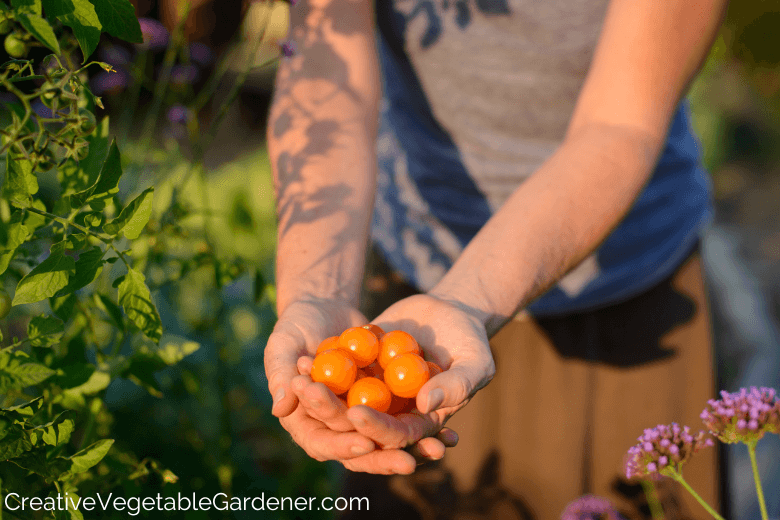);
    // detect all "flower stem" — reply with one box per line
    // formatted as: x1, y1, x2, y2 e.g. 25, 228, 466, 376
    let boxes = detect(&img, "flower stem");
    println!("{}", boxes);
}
747, 440, 769, 520
641, 479, 665, 520
669, 472, 726, 520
